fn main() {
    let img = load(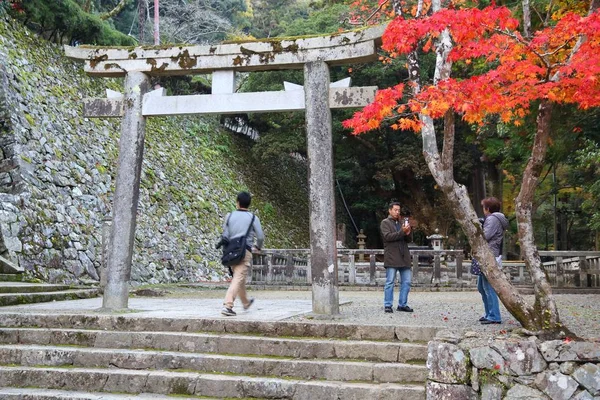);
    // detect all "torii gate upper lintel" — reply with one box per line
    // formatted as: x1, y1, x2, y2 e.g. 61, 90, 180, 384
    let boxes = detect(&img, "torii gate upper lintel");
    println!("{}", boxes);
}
65, 26, 384, 314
